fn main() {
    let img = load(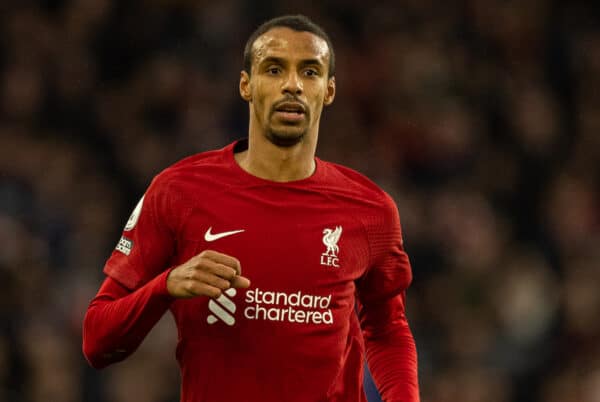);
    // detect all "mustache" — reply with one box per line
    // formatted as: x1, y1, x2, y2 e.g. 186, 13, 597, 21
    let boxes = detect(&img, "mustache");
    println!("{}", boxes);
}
270, 96, 309, 115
